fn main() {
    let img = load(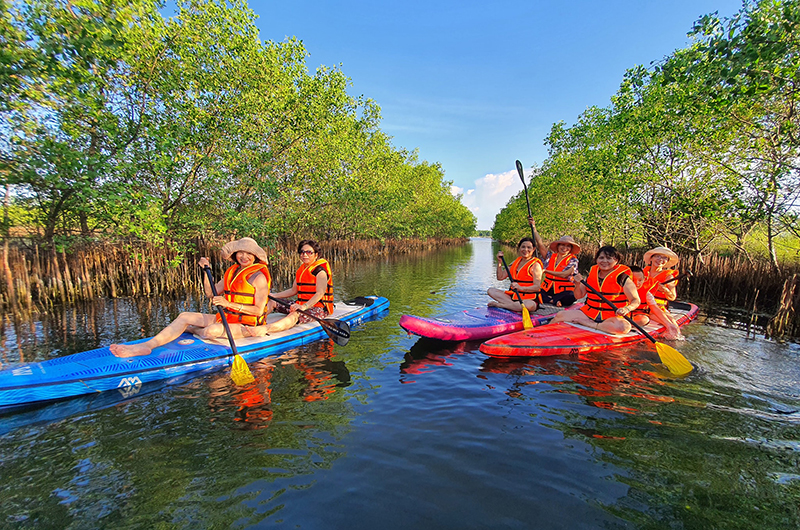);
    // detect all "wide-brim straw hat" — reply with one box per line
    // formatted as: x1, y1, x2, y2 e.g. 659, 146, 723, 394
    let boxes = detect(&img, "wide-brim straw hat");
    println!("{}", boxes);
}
549, 235, 581, 255
221, 237, 269, 264
644, 246, 679, 268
